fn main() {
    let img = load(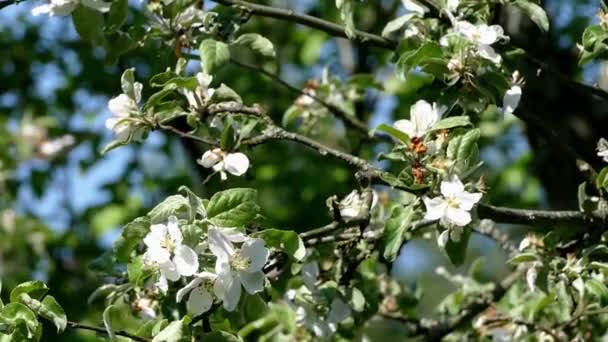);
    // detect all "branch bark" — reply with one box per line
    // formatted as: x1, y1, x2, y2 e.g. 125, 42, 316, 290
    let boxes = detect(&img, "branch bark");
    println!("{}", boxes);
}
67, 321, 149, 342
209, 0, 397, 50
